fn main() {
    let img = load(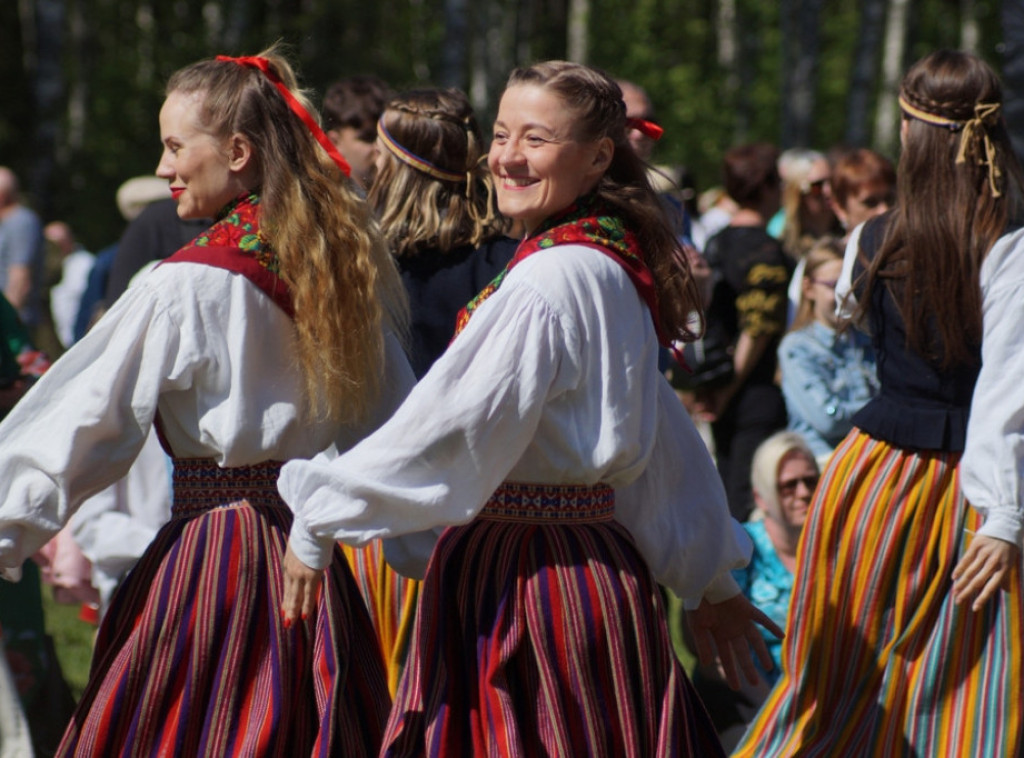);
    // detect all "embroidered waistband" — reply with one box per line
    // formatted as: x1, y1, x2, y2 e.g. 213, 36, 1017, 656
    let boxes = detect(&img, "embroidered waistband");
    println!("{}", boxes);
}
479, 481, 615, 523
171, 458, 285, 518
